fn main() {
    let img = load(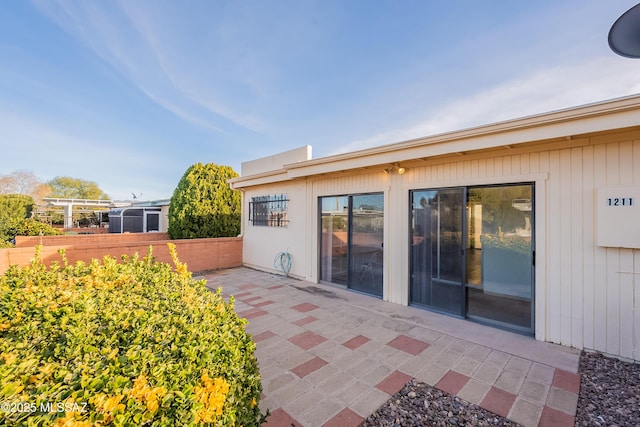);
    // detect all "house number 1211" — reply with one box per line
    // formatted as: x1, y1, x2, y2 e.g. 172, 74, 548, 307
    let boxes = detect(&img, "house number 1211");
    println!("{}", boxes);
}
607, 197, 633, 206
